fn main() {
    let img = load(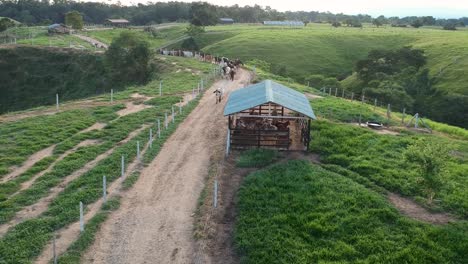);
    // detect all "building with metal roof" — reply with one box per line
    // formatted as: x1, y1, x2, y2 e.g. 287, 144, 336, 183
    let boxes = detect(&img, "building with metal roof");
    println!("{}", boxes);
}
224, 80, 316, 119
224, 80, 315, 151
105, 19, 130, 27
263, 21, 305, 27
219, 18, 234, 24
